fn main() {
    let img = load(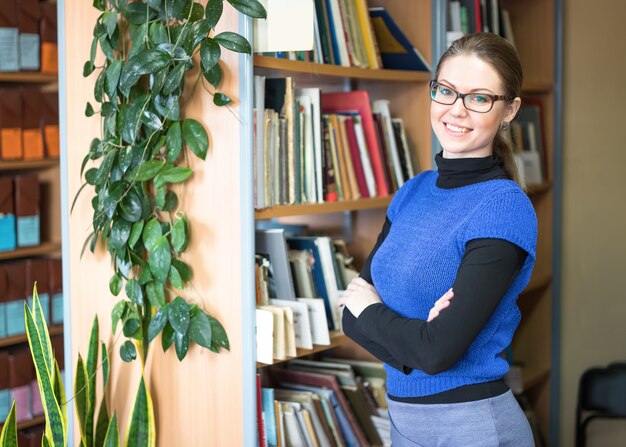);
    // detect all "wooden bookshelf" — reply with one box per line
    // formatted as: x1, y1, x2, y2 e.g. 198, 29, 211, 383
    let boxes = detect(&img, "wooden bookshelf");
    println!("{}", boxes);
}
522, 81, 553, 94
0, 72, 58, 84
526, 181, 552, 195
255, 196, 393, 219
257, 331, 349, 369
523, 365, 551, 391
0, 242, 62, 261
0, 325, 63, 349
0, 159, 60, 172
0, 415, 46, 431
254, 55, 431, 82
